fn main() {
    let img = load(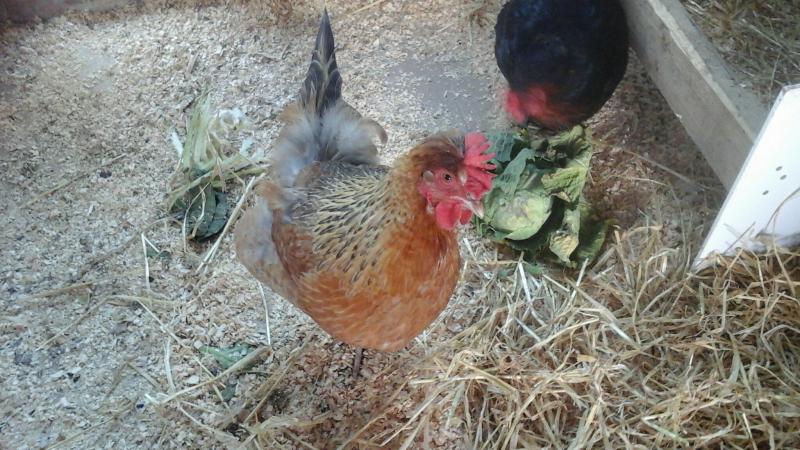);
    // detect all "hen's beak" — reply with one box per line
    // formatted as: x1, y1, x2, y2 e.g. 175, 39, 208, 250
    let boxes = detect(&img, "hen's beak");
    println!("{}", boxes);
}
460, 197, 485, 219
